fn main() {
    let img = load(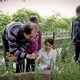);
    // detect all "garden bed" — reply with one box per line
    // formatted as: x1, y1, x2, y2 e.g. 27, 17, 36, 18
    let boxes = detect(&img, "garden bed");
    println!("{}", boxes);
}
0, 70, 51, 80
